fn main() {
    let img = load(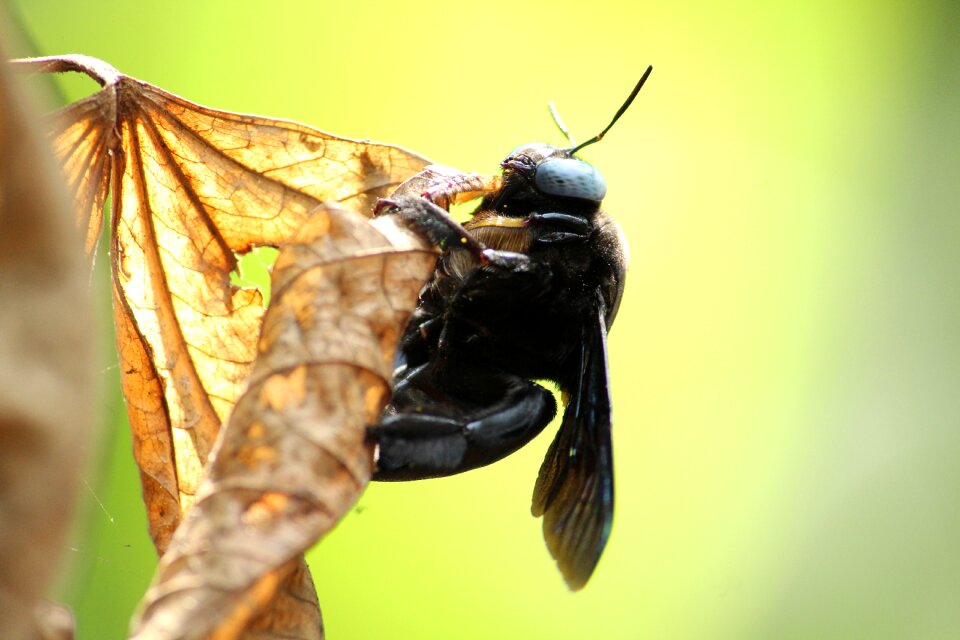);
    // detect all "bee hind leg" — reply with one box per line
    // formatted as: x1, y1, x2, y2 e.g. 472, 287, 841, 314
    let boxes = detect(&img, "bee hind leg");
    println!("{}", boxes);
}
368, 374, 557, 481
